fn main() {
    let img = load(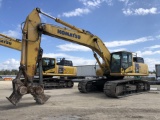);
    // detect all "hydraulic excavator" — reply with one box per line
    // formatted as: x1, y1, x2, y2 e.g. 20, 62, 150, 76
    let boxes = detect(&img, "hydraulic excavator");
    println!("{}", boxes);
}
6, 8, 150, 106
0, 33, 76, 88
